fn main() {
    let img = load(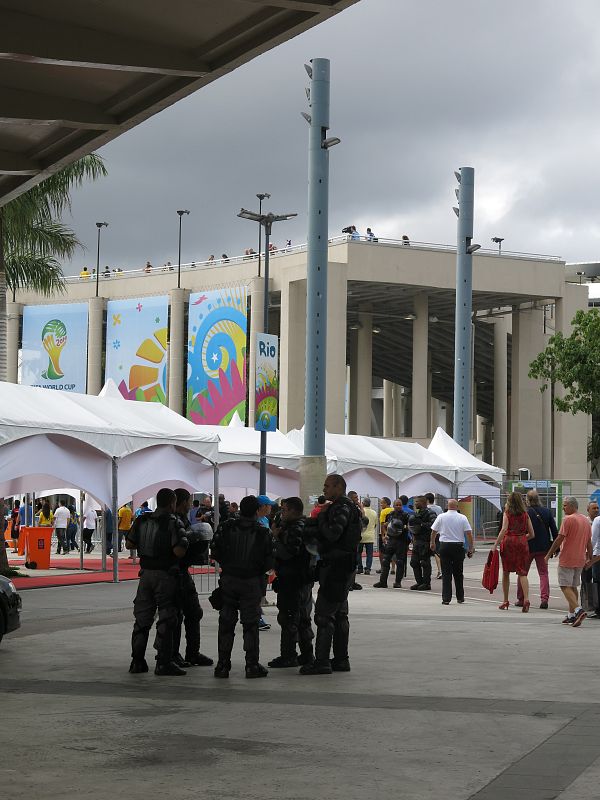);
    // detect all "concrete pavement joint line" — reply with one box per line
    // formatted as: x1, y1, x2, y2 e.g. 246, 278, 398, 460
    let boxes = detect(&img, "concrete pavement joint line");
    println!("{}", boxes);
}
0, 679, 590, 719
467, 712, 600, 799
